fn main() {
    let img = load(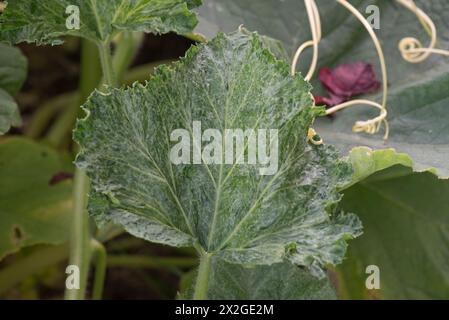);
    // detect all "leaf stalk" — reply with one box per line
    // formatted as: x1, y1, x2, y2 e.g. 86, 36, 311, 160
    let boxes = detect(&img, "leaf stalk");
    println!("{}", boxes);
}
193, 252, 213, 300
